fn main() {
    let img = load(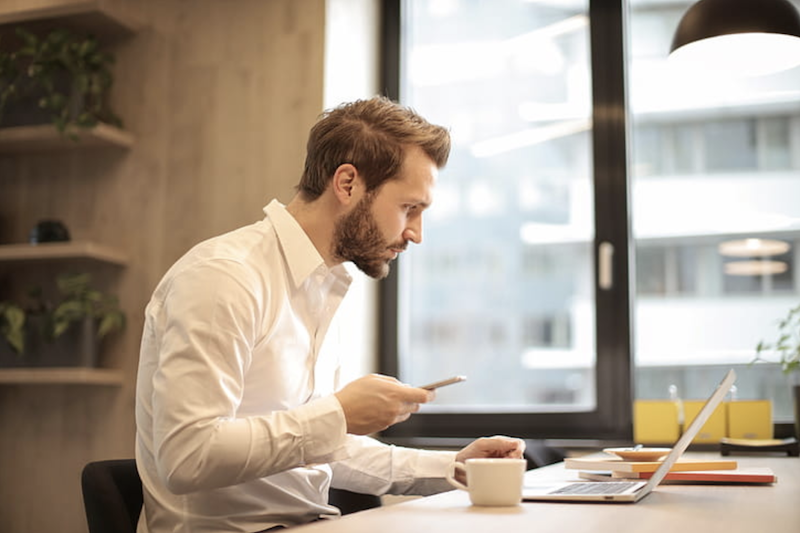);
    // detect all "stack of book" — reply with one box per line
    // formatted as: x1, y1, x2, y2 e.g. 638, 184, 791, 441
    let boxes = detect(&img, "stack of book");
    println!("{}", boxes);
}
564, 456, 777, 484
